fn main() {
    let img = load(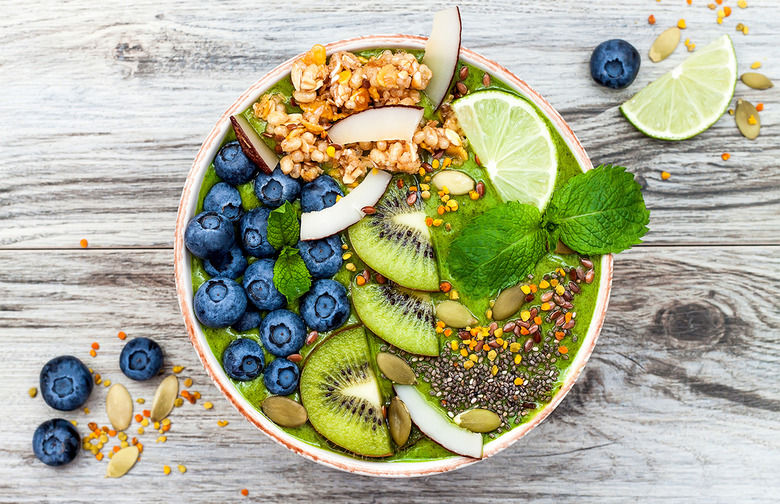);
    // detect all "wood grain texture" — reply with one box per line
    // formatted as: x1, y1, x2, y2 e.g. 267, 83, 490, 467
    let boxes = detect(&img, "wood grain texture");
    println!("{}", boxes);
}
1, 247, 778, 503
0, 0, 778, 248
1, 0, 779, 502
